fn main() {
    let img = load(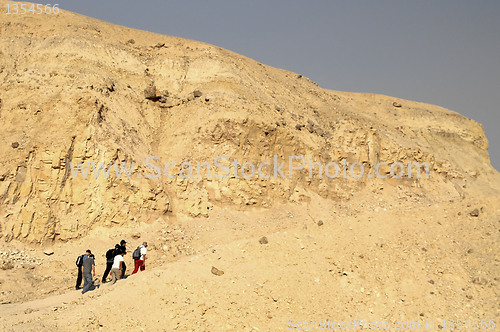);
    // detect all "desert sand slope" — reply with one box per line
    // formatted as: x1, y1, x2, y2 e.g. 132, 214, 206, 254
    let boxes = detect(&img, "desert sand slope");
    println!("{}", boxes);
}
0, 1, 499, 331
0, 196, 499, 331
